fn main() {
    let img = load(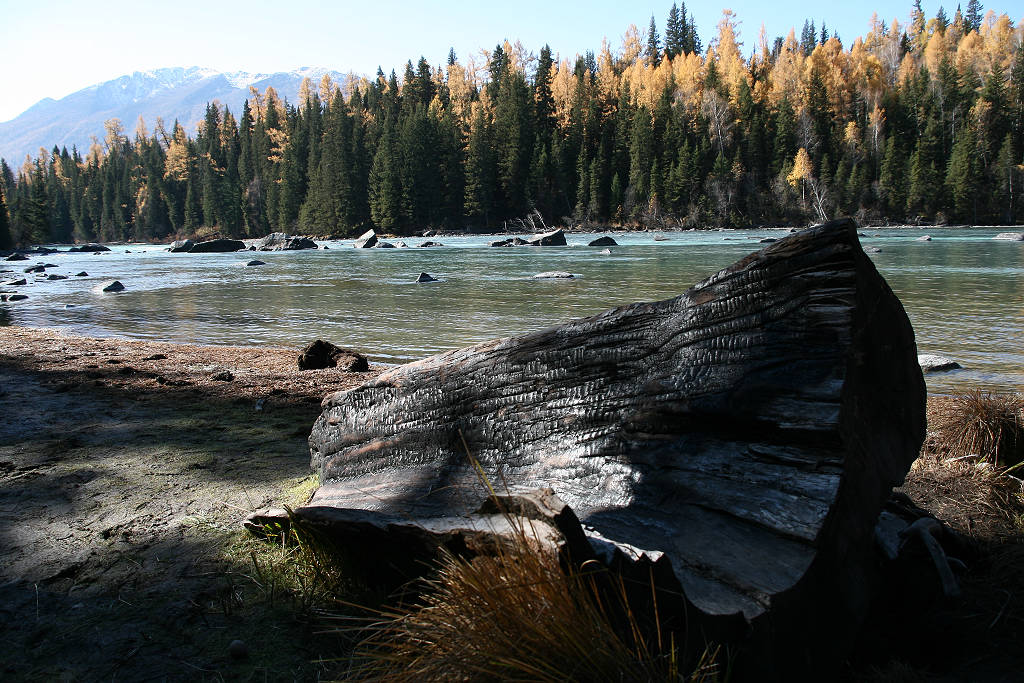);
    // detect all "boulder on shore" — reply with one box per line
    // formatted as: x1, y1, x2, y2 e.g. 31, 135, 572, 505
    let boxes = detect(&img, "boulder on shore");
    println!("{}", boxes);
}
528, 228, 567, 246
189, 239, 246, 253
353, 229, 378, 249
588, 236, 618, 247
297, 340, 369, 372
